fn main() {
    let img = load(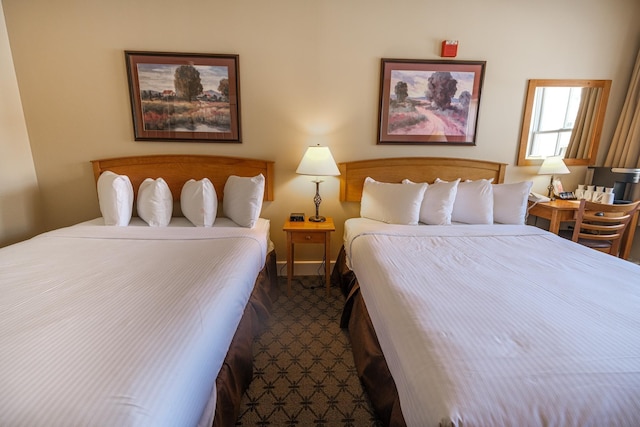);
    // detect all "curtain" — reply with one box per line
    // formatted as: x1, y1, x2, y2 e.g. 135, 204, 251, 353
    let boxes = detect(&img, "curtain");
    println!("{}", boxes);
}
566, 87, 600, 159
604, 48, 640, 168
